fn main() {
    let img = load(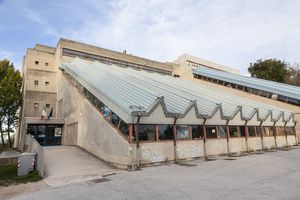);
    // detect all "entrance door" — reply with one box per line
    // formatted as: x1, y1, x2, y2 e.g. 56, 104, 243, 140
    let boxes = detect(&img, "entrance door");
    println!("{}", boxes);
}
27, 124, 63, 146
